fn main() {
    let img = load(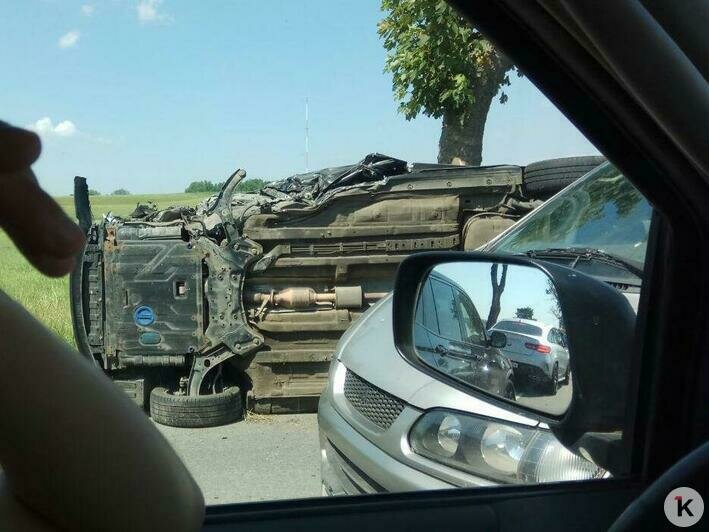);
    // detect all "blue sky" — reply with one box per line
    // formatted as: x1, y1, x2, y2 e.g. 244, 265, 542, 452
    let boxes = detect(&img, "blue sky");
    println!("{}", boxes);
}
436, 262, 561, 328
1, 0, 598, 195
